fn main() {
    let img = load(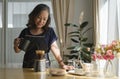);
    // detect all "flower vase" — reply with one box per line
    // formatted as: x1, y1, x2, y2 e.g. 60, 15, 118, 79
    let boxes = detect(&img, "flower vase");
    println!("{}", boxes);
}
91, 59, 106, 77
104, 60, 114, 77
